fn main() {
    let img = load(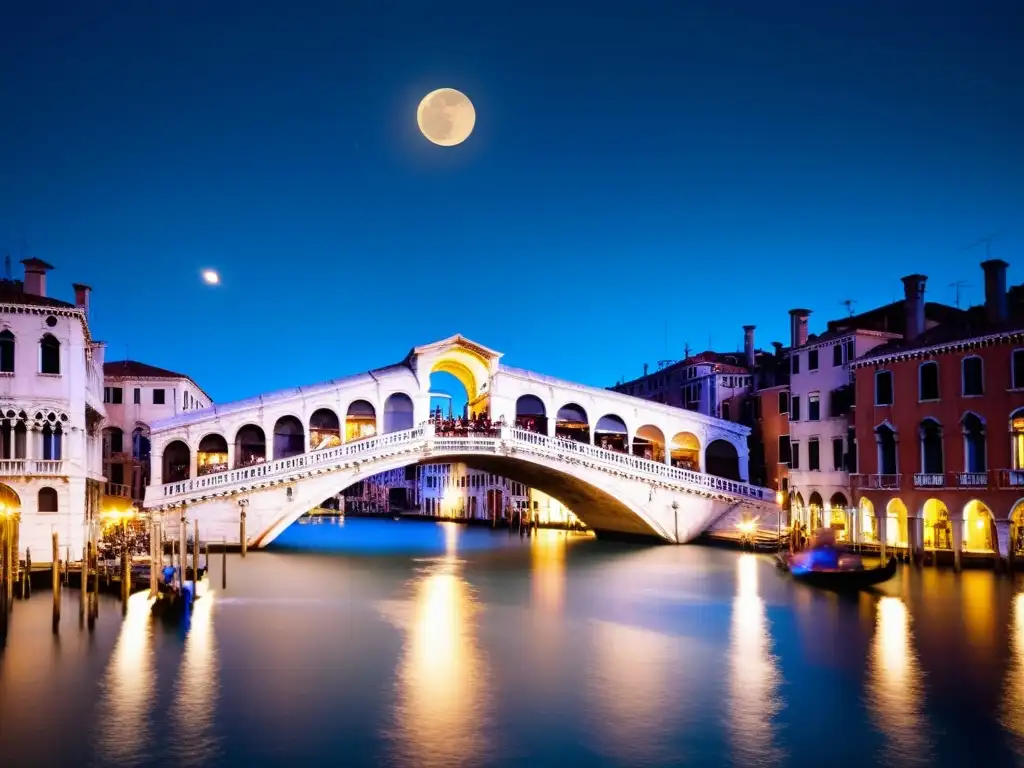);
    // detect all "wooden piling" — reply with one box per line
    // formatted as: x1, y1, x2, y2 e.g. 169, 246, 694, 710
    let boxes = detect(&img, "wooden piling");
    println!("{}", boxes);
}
52, 532, 60, 631
91, 523, 100, 620
240, 510, 247, 558
121, 544, 130, 614
179, 513, 187, 589
22, 547, 31, 599
0, 517, 8, 636
79, 541, 87, 626
11, 514, 19, 596
149, 517, 159, 598
86, 540, 95, 631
